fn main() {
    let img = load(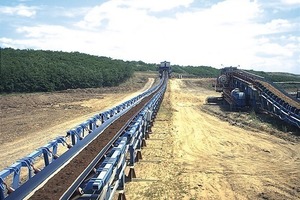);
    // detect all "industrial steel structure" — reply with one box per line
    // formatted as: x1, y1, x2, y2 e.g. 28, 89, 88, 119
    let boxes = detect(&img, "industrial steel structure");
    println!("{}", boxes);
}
0, 63, 171, 200
214, 67, 300, 128
3, 62, 298, 200
159, 61, 172, 78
